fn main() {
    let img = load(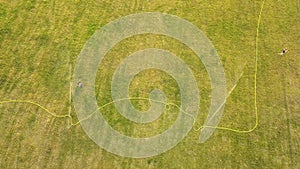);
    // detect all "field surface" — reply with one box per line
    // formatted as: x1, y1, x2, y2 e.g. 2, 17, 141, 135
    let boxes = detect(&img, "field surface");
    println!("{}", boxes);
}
0, 0, 299, 168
